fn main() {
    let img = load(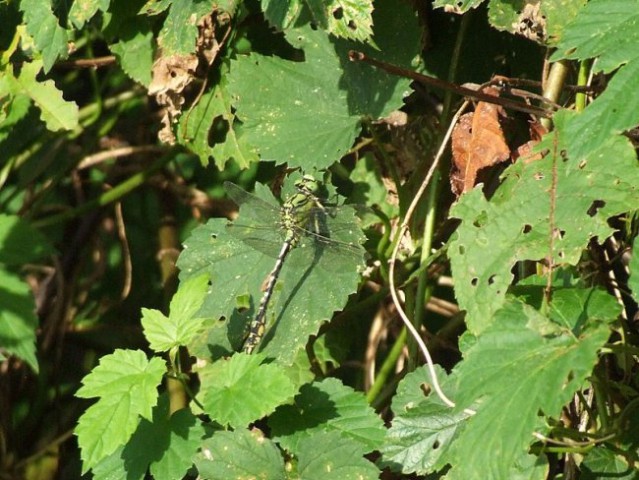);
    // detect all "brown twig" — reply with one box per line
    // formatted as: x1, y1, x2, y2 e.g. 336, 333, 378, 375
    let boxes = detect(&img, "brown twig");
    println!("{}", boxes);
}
56, 56, 117, 69
348, 50, 557, 118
